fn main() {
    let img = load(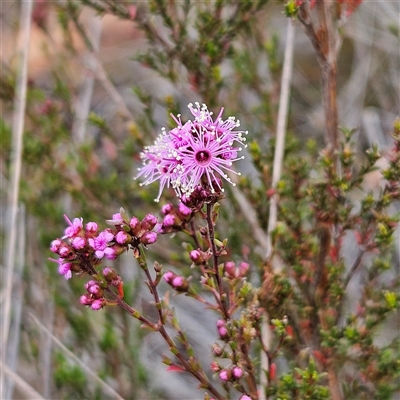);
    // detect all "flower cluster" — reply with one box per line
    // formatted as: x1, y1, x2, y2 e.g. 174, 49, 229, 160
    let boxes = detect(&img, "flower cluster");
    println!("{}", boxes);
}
136, 102, 248, 201
49, 211, 158, 281
156, 201, 193, 234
